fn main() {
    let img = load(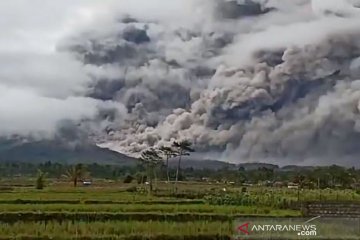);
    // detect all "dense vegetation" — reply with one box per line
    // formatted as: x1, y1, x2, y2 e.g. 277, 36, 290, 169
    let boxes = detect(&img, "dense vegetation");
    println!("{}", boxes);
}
1, 161, 360, 190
